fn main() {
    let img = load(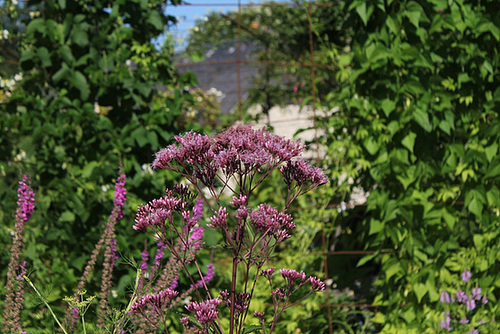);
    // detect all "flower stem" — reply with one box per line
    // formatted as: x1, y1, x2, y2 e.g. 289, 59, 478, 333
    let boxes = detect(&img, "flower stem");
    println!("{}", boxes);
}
24, 275, 68, 334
